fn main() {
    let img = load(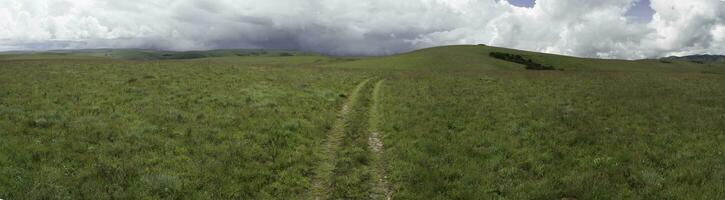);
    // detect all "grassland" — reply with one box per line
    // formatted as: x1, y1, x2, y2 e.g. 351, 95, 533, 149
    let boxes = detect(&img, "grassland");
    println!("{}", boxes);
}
1, 45, 724, 199
379, 69, 724, 199
0, 58, 372, 199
